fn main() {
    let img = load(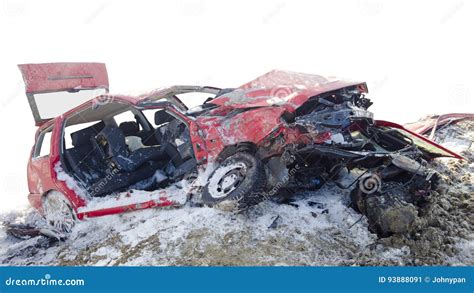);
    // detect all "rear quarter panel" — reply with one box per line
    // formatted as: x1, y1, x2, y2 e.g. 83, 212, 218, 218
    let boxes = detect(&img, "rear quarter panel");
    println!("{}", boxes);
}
28, 117, 87, 213
27, 124, 57, 212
